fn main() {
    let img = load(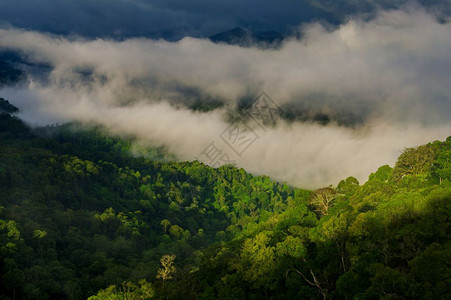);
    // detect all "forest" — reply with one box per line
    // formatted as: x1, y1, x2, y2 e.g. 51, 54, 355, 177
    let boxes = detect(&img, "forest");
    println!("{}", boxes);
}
0, 98, 450, 299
